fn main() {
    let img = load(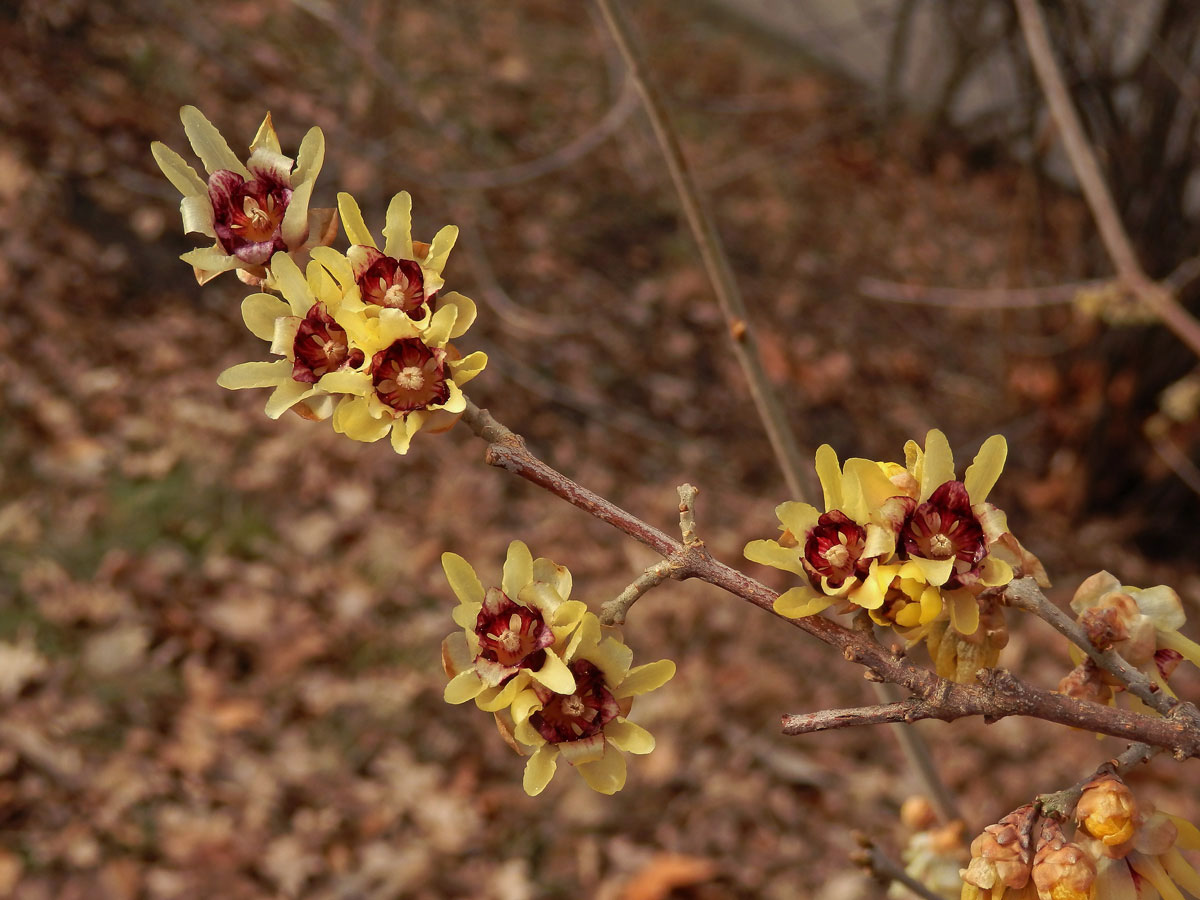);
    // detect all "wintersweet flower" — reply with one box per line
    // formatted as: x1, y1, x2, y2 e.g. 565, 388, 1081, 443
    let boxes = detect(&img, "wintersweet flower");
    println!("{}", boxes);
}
509, 612, 674, 796
888, 797, 967, 899
324, 296, 487, 454
151, 106, 335, 284
1030, 821, 1095, 900
311, 192, 462, 324
960, 805, 1037, 900
217, 252, 365, 421
744, 443, 910, 619
1068, 571, 1200, 686
1075, 773, 1200, 898
440, 541, 587, 712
